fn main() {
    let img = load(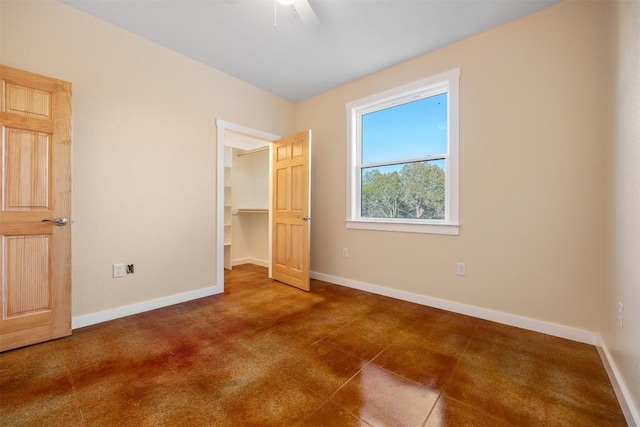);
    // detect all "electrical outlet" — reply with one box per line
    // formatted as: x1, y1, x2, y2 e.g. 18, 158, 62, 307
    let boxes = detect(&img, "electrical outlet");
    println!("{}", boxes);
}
456, 262, 466, 276
618, 302, 624, 328
113, 264, 125, 278
342, 248, 348, 258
